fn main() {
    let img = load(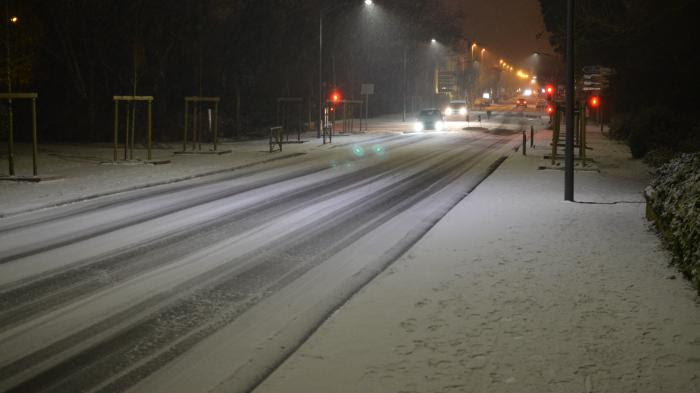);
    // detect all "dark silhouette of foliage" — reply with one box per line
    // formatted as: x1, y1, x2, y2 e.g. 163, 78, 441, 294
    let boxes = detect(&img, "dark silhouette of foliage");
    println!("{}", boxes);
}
538, 0, 700, 155
5, 0, 461, 141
